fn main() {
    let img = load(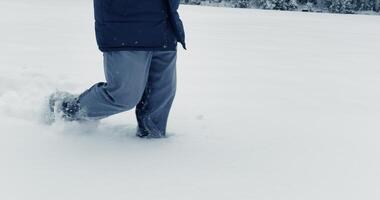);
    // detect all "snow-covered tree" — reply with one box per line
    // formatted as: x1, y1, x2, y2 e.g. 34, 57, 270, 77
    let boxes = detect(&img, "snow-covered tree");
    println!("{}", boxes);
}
182, 0, 202, 5
180, 0, 380, 13
257, 0, 298, 10
327, 0, 355, 13
232, 0, 251, 8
